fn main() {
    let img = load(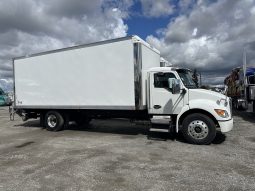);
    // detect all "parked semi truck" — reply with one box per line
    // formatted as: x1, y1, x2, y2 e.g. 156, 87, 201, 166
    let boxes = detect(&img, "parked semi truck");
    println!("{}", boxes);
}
224, 67, 255, 112
12, 36, 233, 144
0, 87, 11, 106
